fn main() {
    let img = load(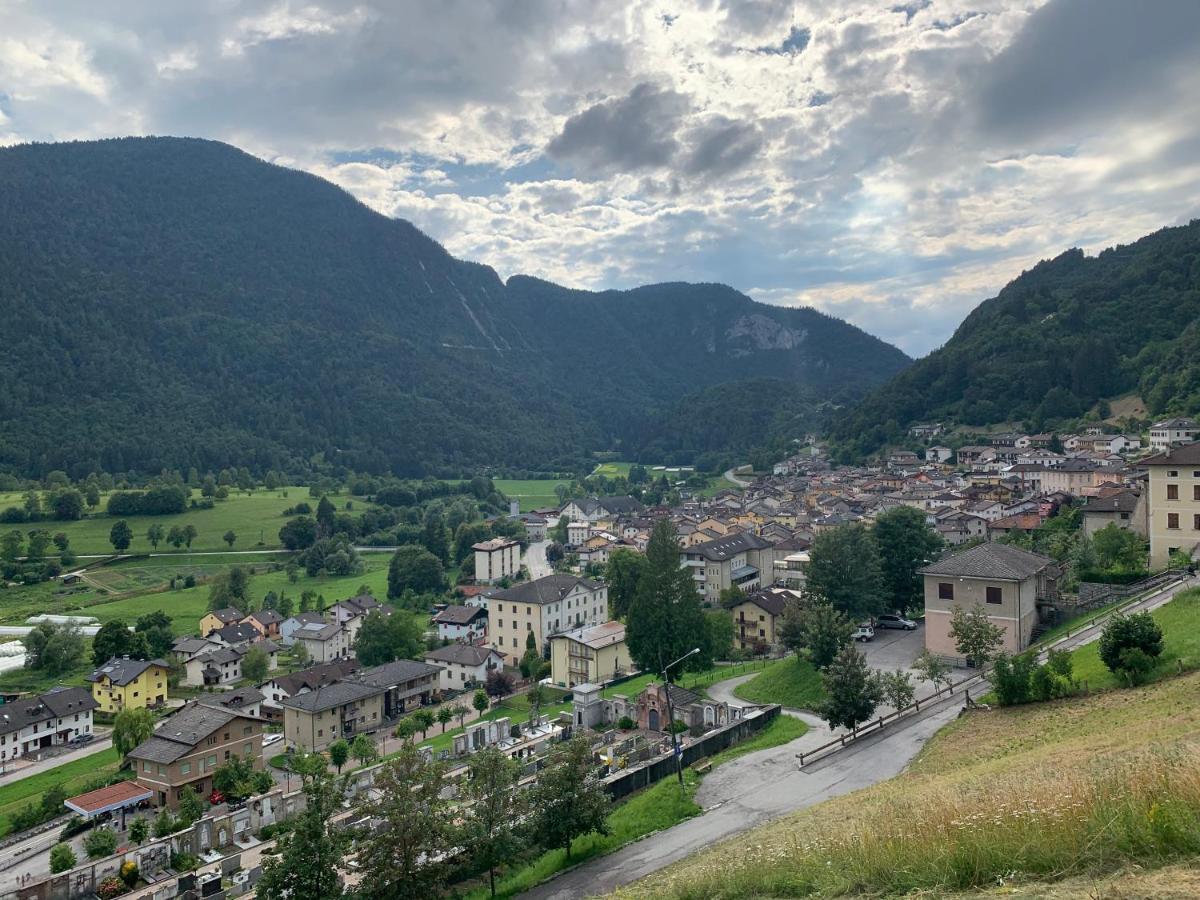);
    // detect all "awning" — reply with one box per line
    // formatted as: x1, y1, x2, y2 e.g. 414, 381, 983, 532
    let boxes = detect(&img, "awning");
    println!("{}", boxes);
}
65, 780, 154, 818
730, 565, 759, 581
